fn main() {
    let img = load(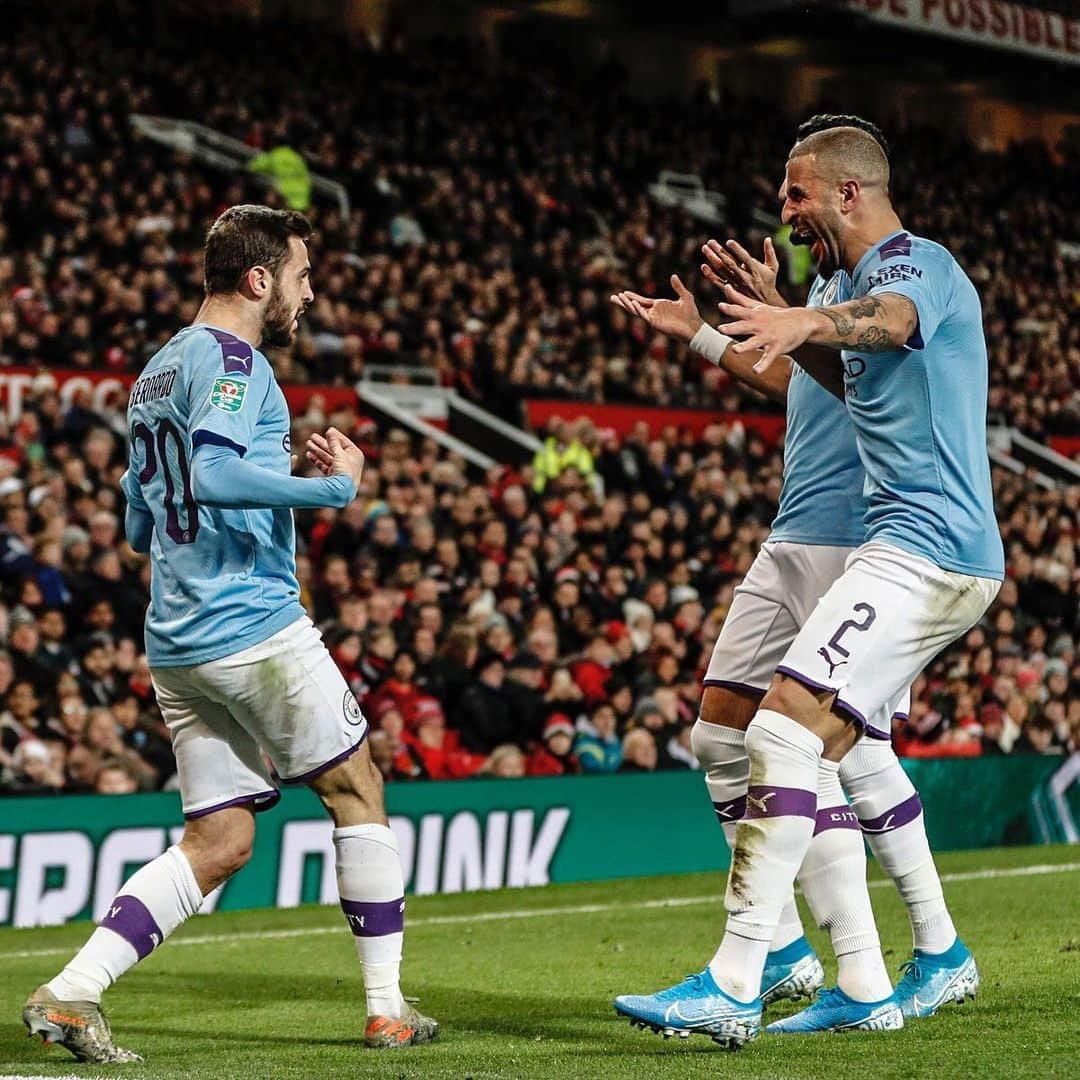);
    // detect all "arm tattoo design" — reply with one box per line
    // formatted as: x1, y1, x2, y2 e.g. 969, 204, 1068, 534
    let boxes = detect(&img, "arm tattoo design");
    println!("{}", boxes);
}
813, 295, 917, 353
820, 308, 855, 338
